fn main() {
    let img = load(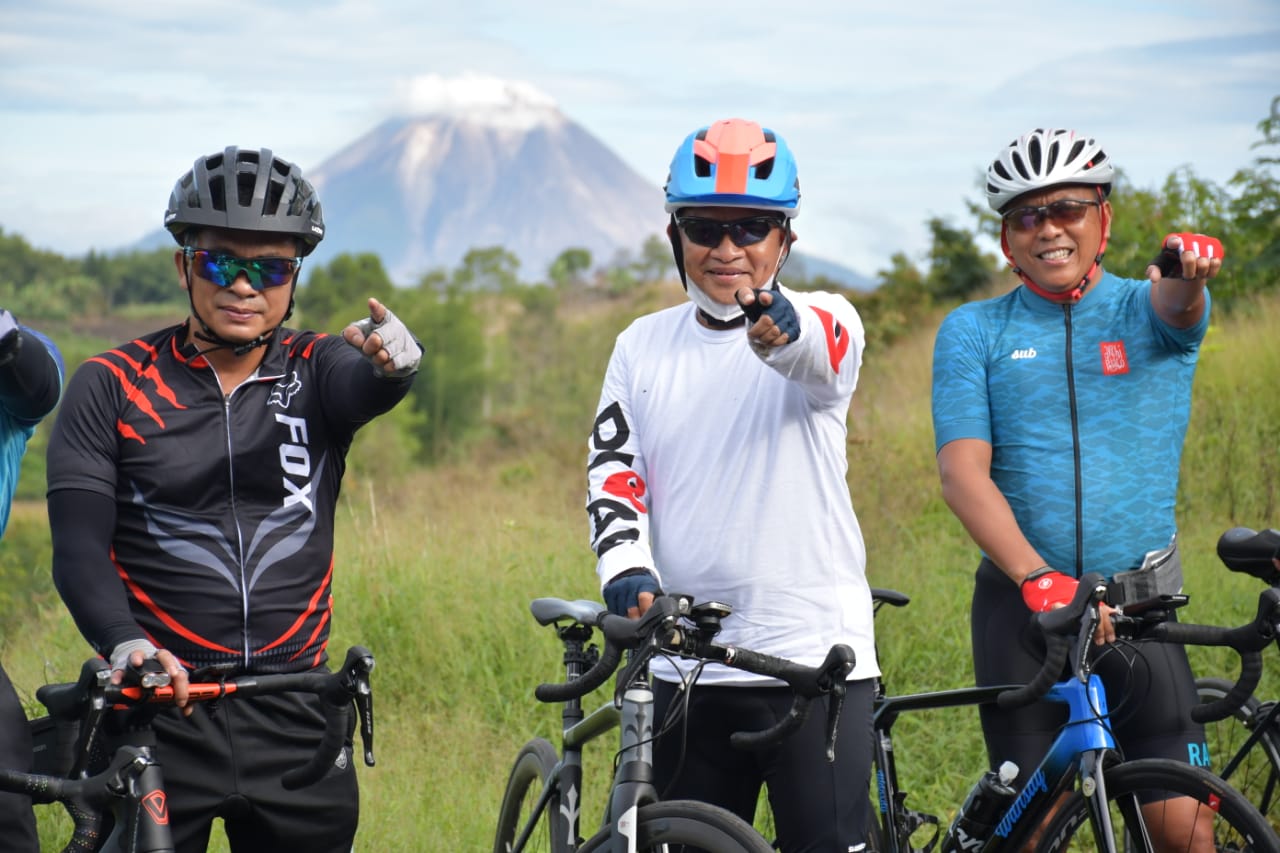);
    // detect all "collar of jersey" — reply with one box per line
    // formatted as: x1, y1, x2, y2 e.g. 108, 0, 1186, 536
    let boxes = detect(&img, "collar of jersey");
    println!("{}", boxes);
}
1017, 271, 1116, 315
